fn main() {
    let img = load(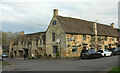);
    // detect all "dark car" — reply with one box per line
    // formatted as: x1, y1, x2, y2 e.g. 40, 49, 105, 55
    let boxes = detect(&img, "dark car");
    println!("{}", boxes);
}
81, 49, 101, 59
111, 47, 120, 55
